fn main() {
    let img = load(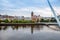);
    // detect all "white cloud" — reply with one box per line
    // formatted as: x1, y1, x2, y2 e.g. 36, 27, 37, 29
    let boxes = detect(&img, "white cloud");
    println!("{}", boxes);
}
0, 7, 60, 17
